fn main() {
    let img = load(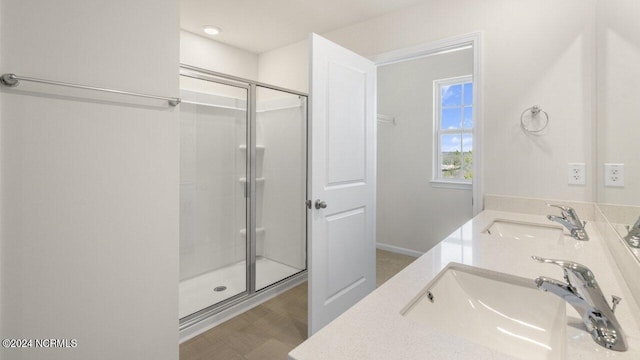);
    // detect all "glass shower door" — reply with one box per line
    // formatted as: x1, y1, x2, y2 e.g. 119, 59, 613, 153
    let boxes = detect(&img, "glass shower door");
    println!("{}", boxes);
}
178, 75, 249, 319
255, 86, 307, 290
